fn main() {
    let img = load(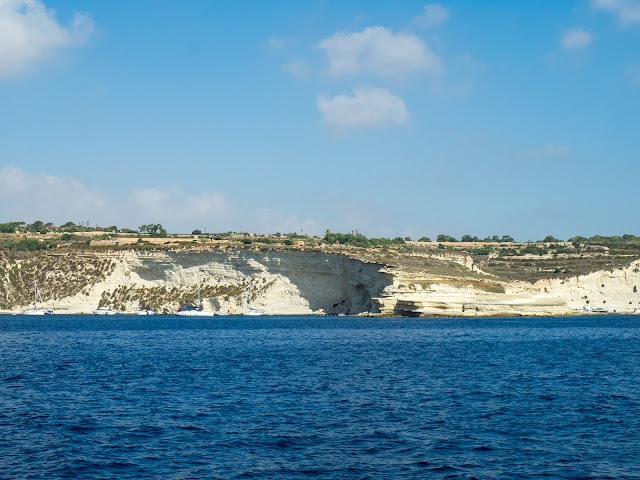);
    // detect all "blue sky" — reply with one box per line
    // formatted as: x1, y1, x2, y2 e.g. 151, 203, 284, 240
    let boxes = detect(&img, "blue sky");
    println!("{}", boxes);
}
1, 0, 639, 240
